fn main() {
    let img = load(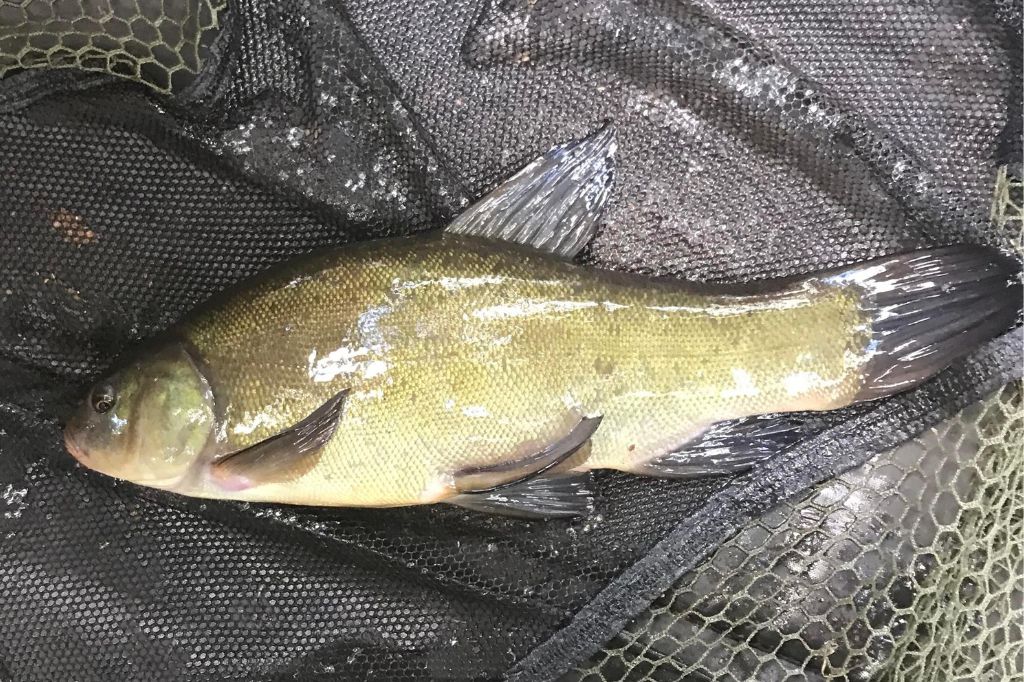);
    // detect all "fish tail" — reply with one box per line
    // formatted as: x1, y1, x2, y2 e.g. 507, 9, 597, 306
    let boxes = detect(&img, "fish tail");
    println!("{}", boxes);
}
824, 245, 1022, 402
